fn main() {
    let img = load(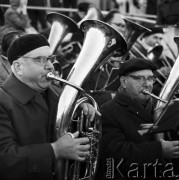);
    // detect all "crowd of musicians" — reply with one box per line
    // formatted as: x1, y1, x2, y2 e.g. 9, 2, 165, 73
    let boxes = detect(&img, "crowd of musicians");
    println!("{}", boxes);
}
0, 0, 179, 180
